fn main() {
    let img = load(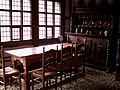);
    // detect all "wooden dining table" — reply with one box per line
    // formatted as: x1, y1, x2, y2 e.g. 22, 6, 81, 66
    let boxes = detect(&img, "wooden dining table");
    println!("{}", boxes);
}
5, 43, 74, 90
